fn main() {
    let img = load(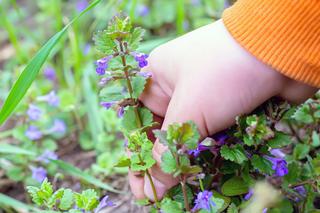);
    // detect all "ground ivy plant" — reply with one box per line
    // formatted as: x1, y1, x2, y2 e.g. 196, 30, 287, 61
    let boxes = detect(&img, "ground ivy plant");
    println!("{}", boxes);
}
28, 14, 320, 213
